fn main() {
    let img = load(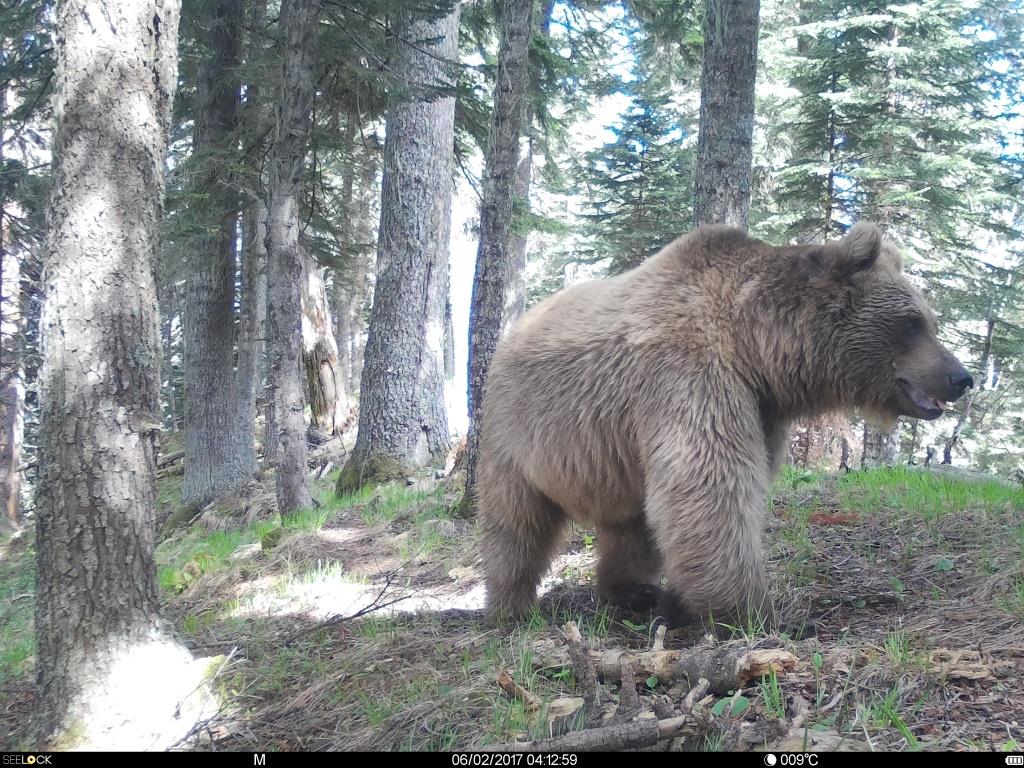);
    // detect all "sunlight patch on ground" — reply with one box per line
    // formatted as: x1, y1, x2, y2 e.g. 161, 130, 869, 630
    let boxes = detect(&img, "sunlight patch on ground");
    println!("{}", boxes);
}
225, 542, 597, 623
69, 635, 221, 751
